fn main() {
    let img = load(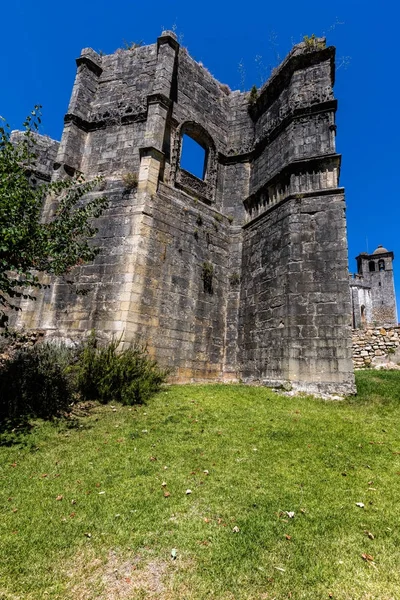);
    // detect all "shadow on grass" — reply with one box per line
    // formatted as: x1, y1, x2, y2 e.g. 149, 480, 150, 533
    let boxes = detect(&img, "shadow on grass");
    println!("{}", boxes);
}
0, 417, 35, 447
0, 404, 96, 447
